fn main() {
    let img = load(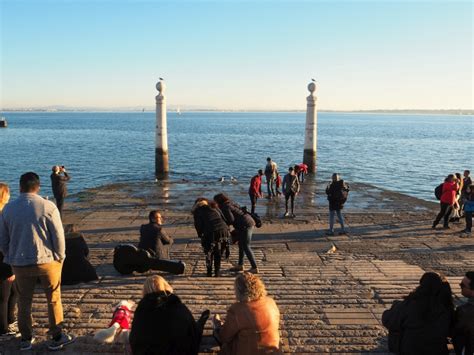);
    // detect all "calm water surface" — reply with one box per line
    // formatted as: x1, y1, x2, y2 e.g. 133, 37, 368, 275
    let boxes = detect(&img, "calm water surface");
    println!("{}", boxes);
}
0, 112, 472, 201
